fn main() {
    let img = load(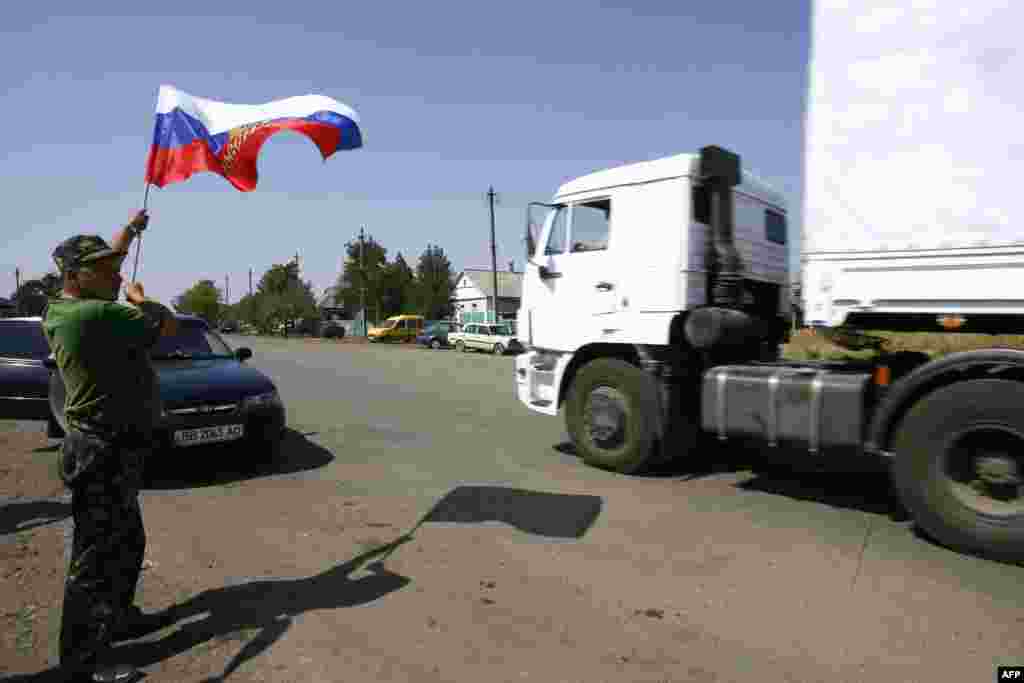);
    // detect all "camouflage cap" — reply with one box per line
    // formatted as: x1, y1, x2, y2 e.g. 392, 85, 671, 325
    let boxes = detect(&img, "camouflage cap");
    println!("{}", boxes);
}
52, 235, 126, 273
